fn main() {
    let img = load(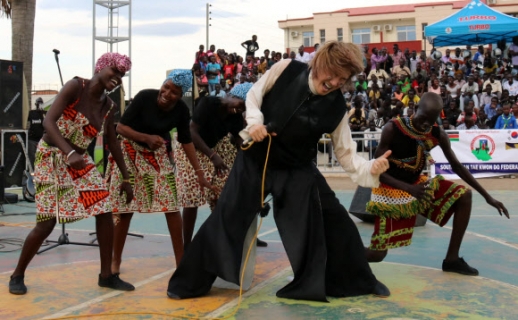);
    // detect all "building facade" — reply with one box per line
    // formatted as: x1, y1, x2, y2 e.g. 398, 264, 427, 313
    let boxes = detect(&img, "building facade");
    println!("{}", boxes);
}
278, 0, 518, 53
